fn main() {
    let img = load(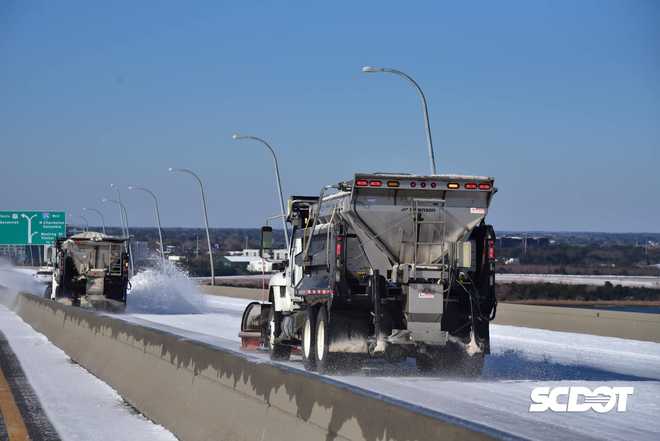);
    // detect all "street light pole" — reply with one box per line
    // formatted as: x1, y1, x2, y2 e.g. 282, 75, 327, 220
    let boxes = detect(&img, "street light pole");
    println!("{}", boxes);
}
362, 66, 437, 175
128, 186, 166, 266
82, 207, 106, 234
169, 168, 215, 285
110, 184, 128, 237
232, 134, 290, 250
102, 198, 135, 277
78, 215, 89, 232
